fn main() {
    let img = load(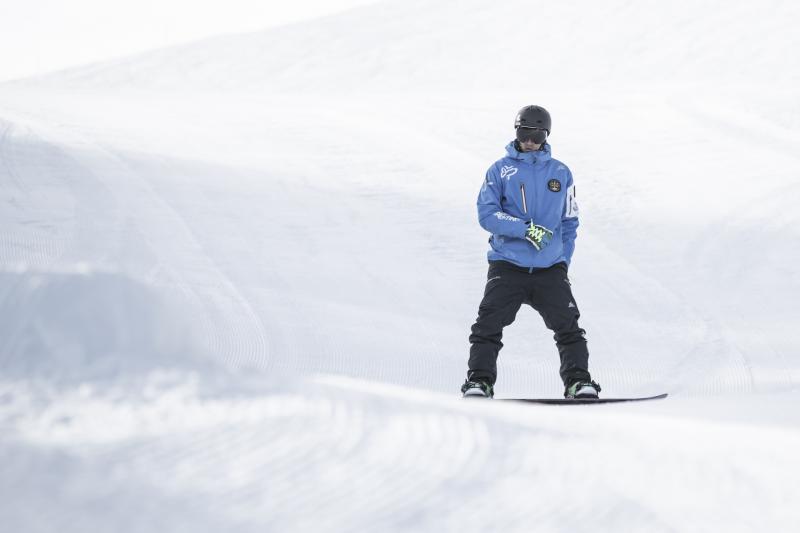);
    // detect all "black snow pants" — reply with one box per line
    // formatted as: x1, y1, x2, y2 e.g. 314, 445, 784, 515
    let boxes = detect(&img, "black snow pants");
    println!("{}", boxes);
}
468, 260, 591, 387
